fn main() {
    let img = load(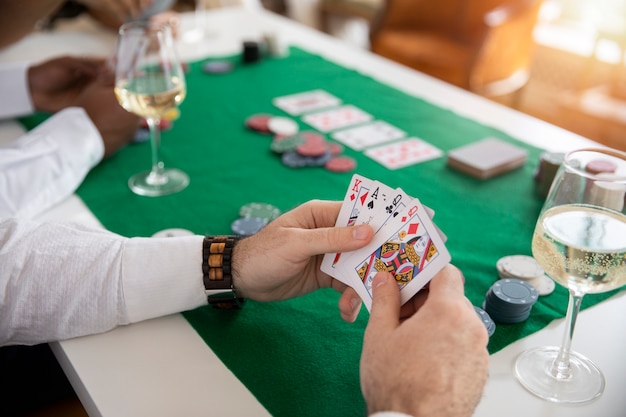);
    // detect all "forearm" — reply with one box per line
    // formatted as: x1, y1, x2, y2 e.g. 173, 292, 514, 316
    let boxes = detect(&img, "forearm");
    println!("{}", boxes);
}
0, 108, 104, 219
0, 0, 66, 49
0, 219, 207, 346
